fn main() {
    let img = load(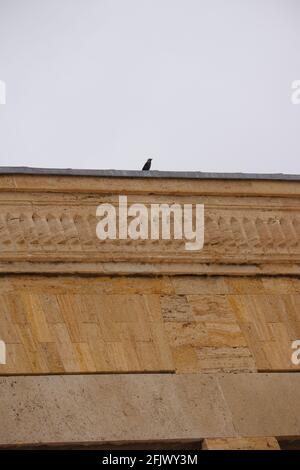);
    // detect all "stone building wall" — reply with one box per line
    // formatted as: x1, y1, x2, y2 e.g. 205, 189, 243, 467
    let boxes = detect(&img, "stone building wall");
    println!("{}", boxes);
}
0, 171, 299, 449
